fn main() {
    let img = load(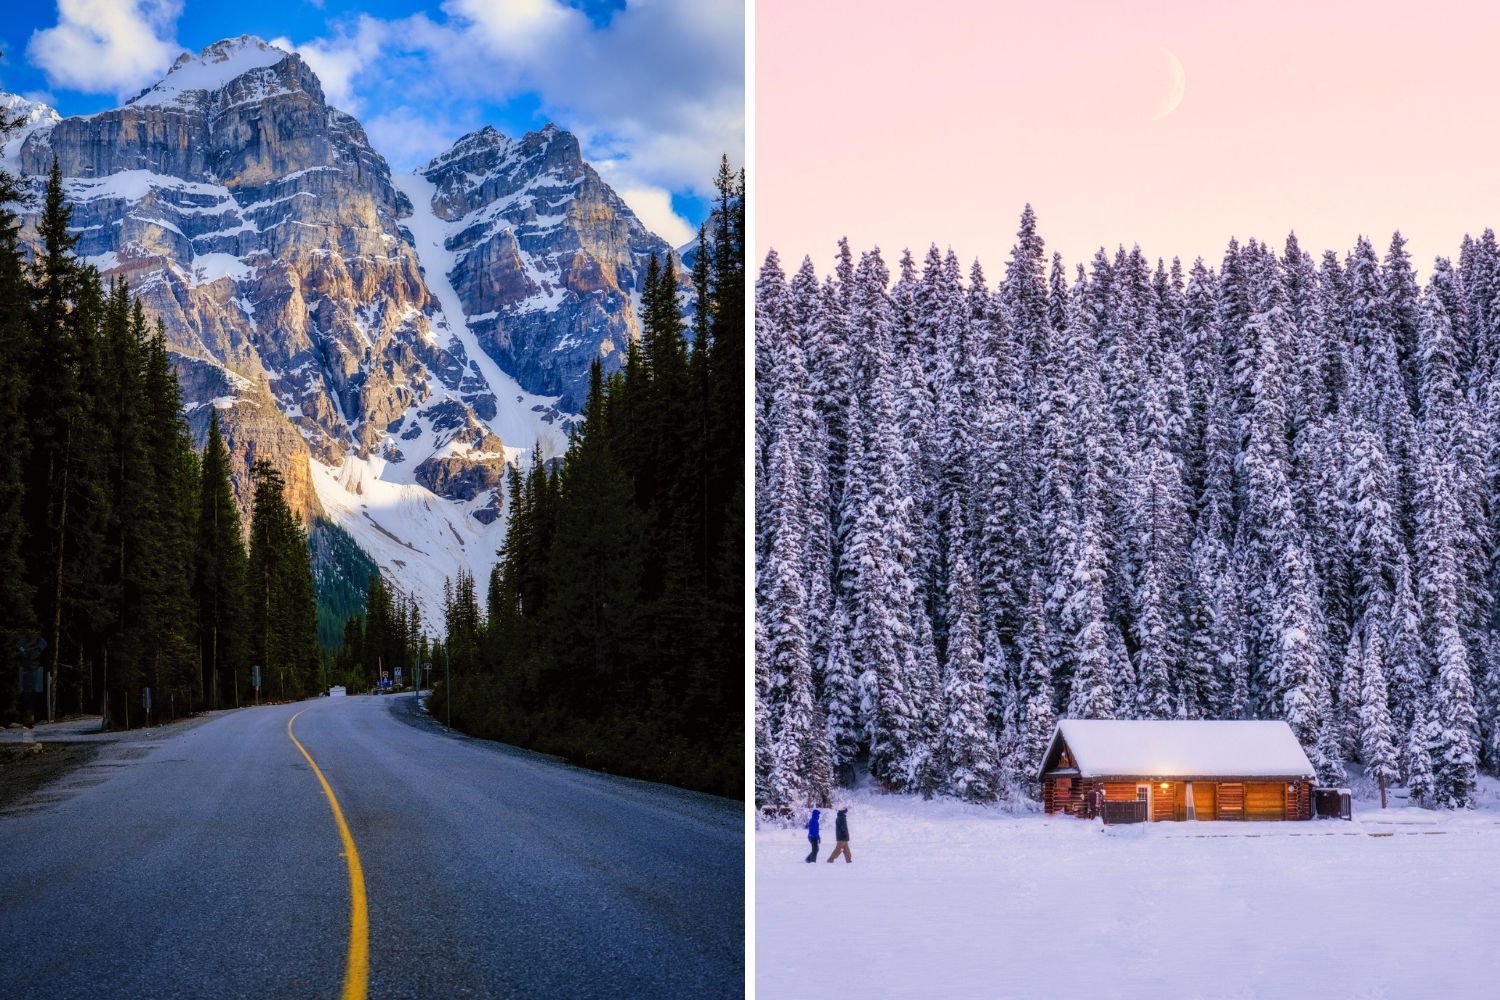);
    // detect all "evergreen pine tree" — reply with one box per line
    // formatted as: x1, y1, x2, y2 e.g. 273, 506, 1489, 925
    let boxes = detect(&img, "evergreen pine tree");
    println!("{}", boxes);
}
0, 110, 34, 723
937, 500, 998, 802
1358, 627, 1399, 807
